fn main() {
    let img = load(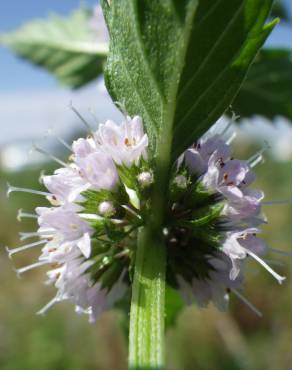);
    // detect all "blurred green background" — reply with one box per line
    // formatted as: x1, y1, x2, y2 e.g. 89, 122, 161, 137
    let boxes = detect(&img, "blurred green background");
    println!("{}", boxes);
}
1, 1, 292, 370
1, 148, 292, 370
